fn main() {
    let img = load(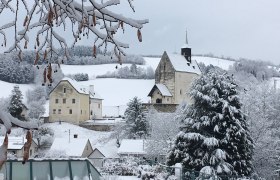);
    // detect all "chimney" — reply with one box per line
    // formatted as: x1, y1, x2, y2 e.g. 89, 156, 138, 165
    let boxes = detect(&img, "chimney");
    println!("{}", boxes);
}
89, 85, 94, 94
